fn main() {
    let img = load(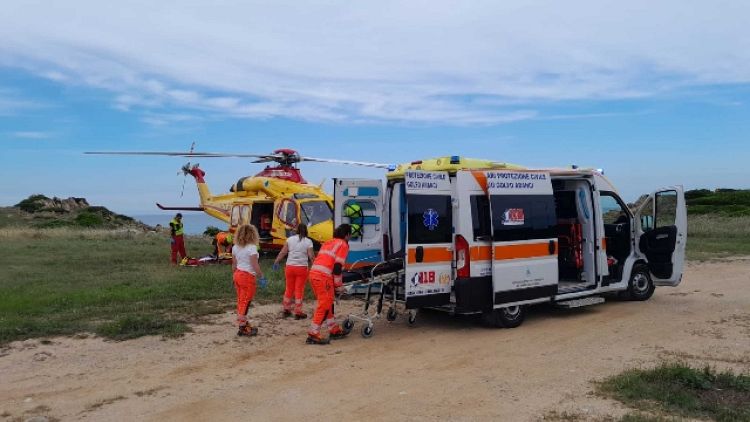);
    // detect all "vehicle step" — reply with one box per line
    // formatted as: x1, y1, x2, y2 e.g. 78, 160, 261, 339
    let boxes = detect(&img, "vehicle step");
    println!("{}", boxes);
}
555, 296, 605, 309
